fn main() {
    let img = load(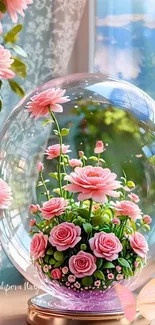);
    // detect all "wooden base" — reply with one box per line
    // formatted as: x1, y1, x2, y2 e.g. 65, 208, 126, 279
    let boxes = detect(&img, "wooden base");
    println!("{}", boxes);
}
27, 294, 151, 325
